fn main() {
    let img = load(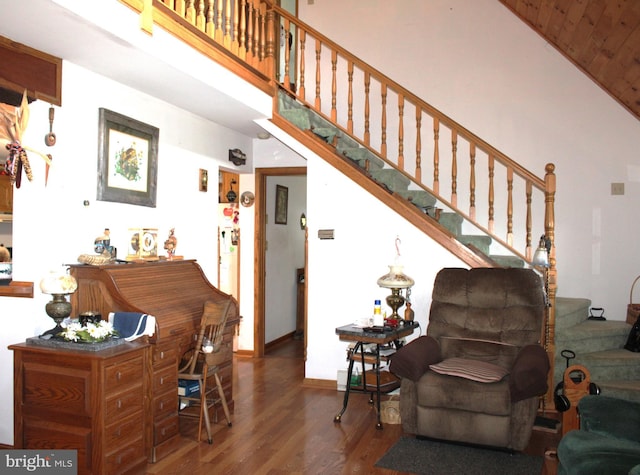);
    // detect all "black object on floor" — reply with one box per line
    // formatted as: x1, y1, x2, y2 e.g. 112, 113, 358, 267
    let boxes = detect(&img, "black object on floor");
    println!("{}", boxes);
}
375, 436, 543, 475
